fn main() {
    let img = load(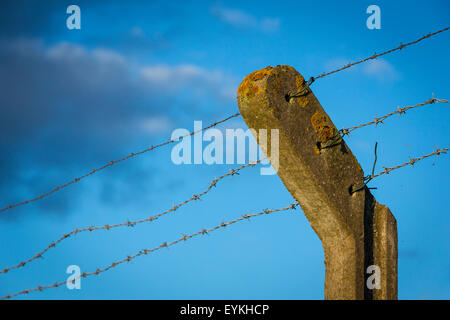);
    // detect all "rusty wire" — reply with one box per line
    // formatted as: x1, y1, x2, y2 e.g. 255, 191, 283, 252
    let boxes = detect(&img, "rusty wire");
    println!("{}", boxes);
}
0, 113, 240, 214
366, 146, 449, 180
339, 98, 449, 136
0, 202, 299, 300
0, 161, 260, 276
351, 146, 449, 193
289, 27, 449, 99
317, 97, 448, 151
1, 95, 446, 272
314, 27, 449, 80
2, 27, 448, 214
